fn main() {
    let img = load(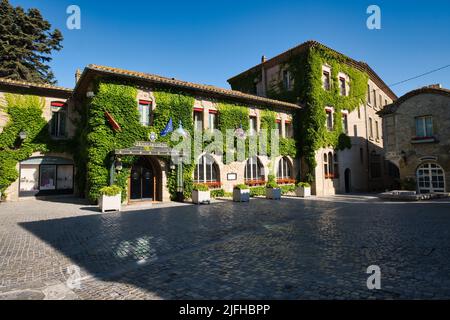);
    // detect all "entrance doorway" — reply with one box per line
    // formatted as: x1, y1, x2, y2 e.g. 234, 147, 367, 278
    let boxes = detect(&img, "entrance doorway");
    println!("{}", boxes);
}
130, 157, 161, 201
344, 168, 351, 193
416, 162, 445, 193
